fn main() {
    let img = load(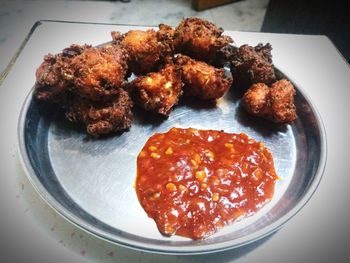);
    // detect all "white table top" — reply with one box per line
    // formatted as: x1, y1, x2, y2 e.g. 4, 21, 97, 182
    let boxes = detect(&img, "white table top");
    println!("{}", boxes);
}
1, 21, 349, 263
